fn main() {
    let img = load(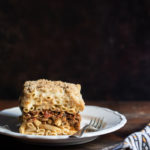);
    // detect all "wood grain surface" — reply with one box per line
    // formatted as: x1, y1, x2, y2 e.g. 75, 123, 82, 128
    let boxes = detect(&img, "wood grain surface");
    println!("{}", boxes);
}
0, 100, 149, 149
